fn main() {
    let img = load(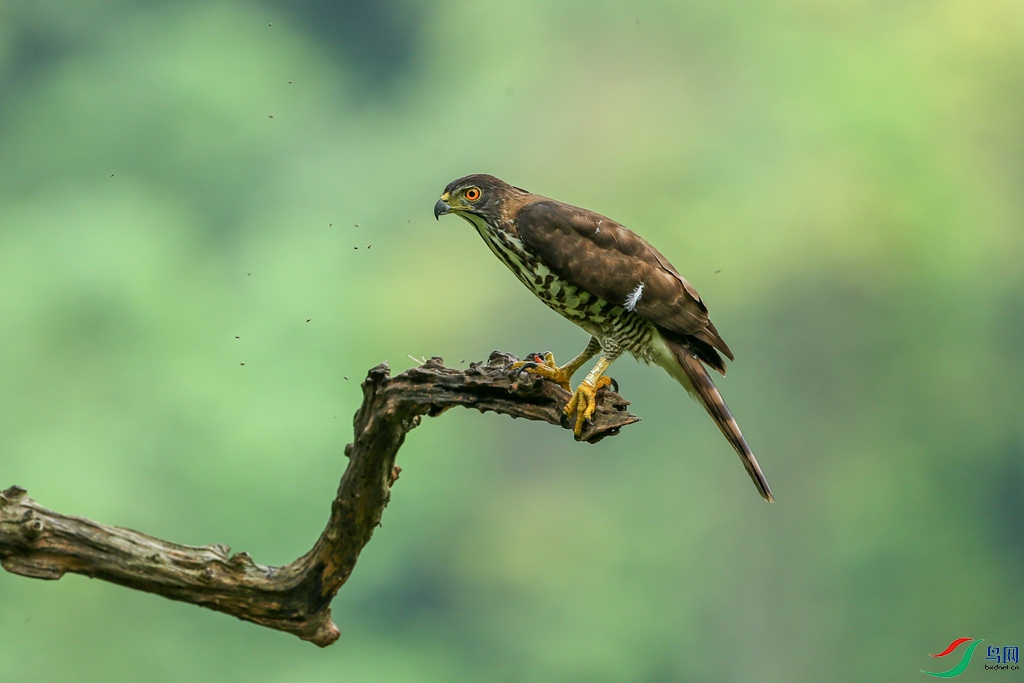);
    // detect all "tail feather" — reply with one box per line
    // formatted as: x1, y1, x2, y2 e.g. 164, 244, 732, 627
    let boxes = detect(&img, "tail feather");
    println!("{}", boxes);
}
662, 336, 774, 502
